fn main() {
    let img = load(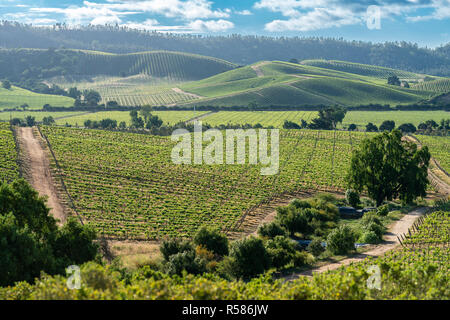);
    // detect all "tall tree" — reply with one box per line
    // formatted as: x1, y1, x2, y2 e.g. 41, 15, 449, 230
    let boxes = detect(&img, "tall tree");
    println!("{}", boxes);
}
346, 130, 430, 206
